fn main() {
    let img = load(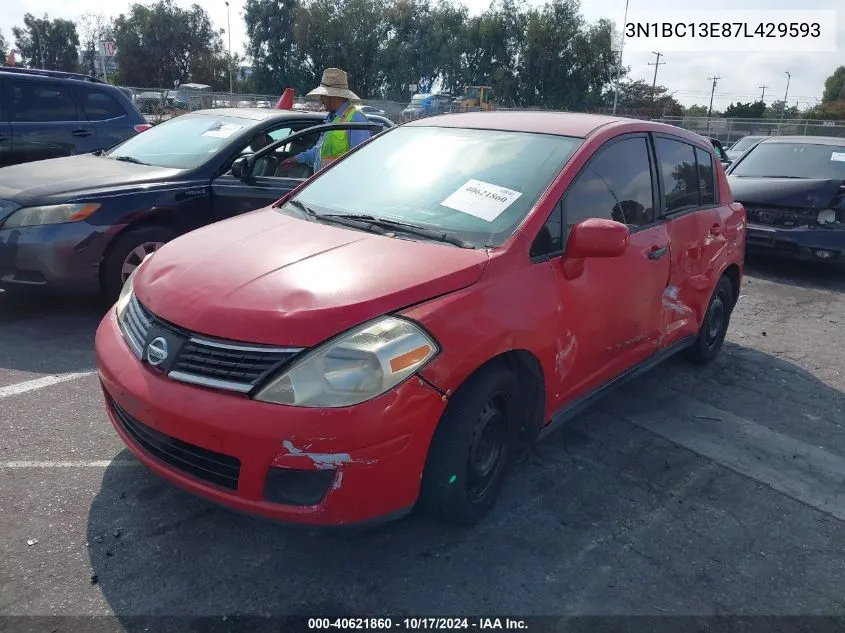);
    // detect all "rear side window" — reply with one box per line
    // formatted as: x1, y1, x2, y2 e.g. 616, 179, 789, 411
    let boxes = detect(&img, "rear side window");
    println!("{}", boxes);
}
76, 88, 126, 121
696, 147, 716, 205
10, 82, 79, 122
654, 137, 699, 212
564, 136, 655, 229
